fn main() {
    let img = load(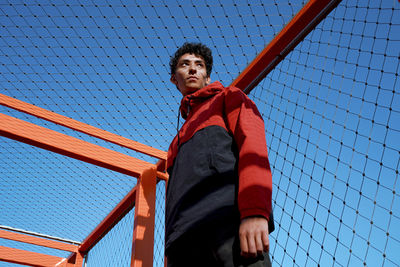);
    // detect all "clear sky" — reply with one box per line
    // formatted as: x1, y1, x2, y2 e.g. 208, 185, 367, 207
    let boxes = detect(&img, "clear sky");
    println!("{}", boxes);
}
0, 0, 399, 266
